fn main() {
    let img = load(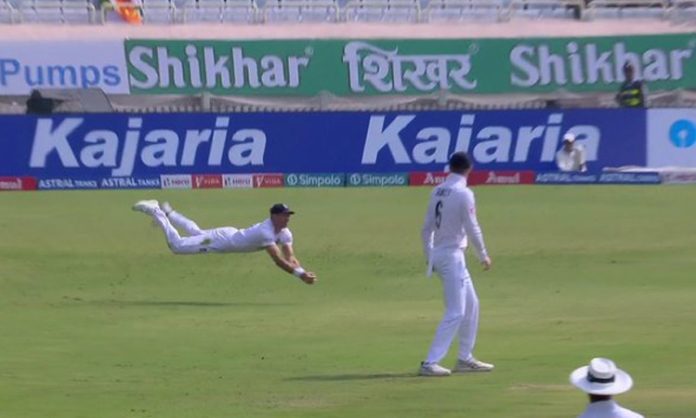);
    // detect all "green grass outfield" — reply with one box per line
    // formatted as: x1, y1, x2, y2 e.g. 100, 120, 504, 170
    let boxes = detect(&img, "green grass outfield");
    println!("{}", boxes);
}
1, 186, 695, 418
